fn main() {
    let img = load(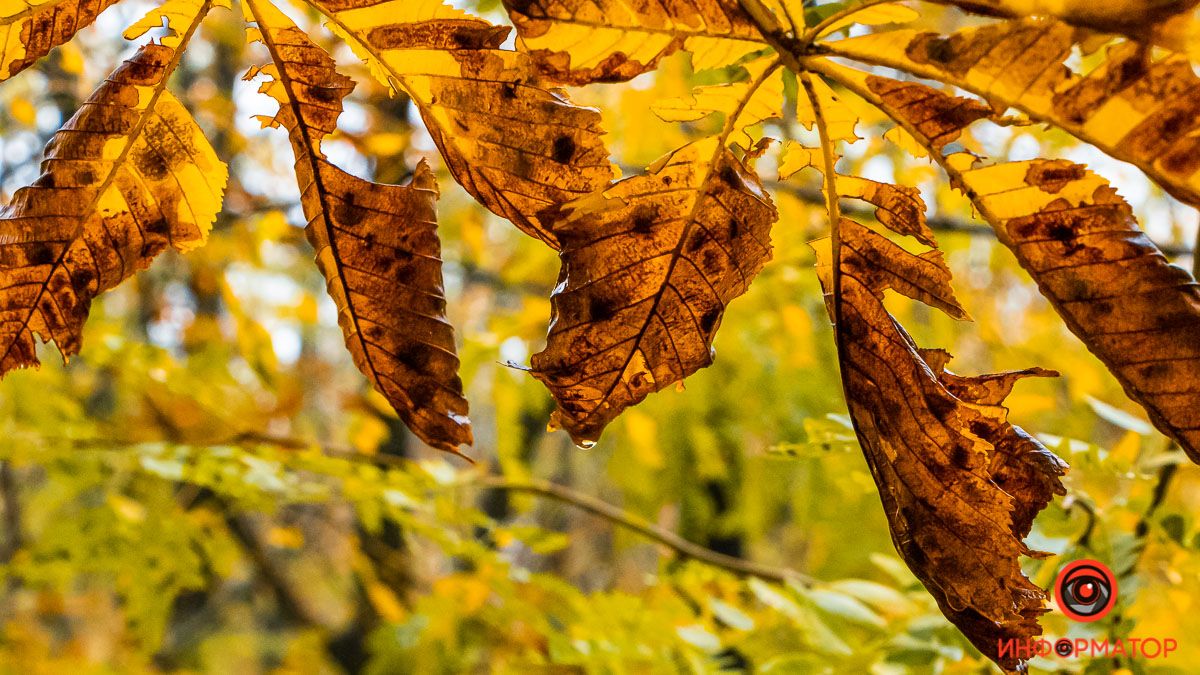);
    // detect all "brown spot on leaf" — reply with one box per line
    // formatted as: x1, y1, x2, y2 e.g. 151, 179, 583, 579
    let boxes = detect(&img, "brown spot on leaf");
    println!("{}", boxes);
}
551, 135, 576, 164
28, 244, 56, 265
1026, 160, 1086, 193
588, 295, 616, 322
